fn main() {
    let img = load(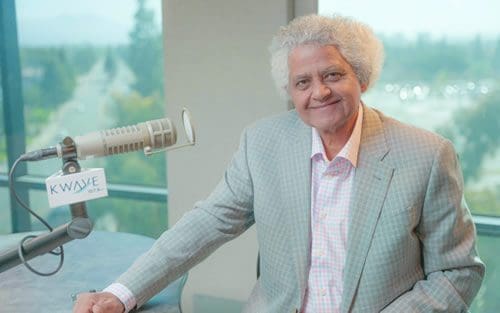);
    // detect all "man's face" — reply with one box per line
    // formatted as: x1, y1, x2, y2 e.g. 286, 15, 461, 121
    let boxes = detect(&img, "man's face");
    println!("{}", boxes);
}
288, 44, 365, 136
